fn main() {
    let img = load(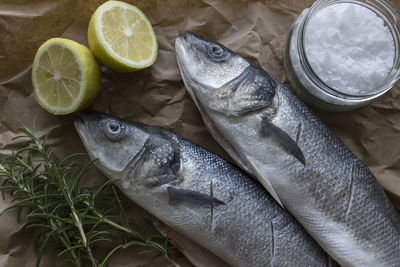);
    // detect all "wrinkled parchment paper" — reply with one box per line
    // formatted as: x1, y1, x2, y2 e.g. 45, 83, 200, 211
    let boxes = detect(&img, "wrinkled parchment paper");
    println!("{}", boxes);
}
1, 0, 400, 266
